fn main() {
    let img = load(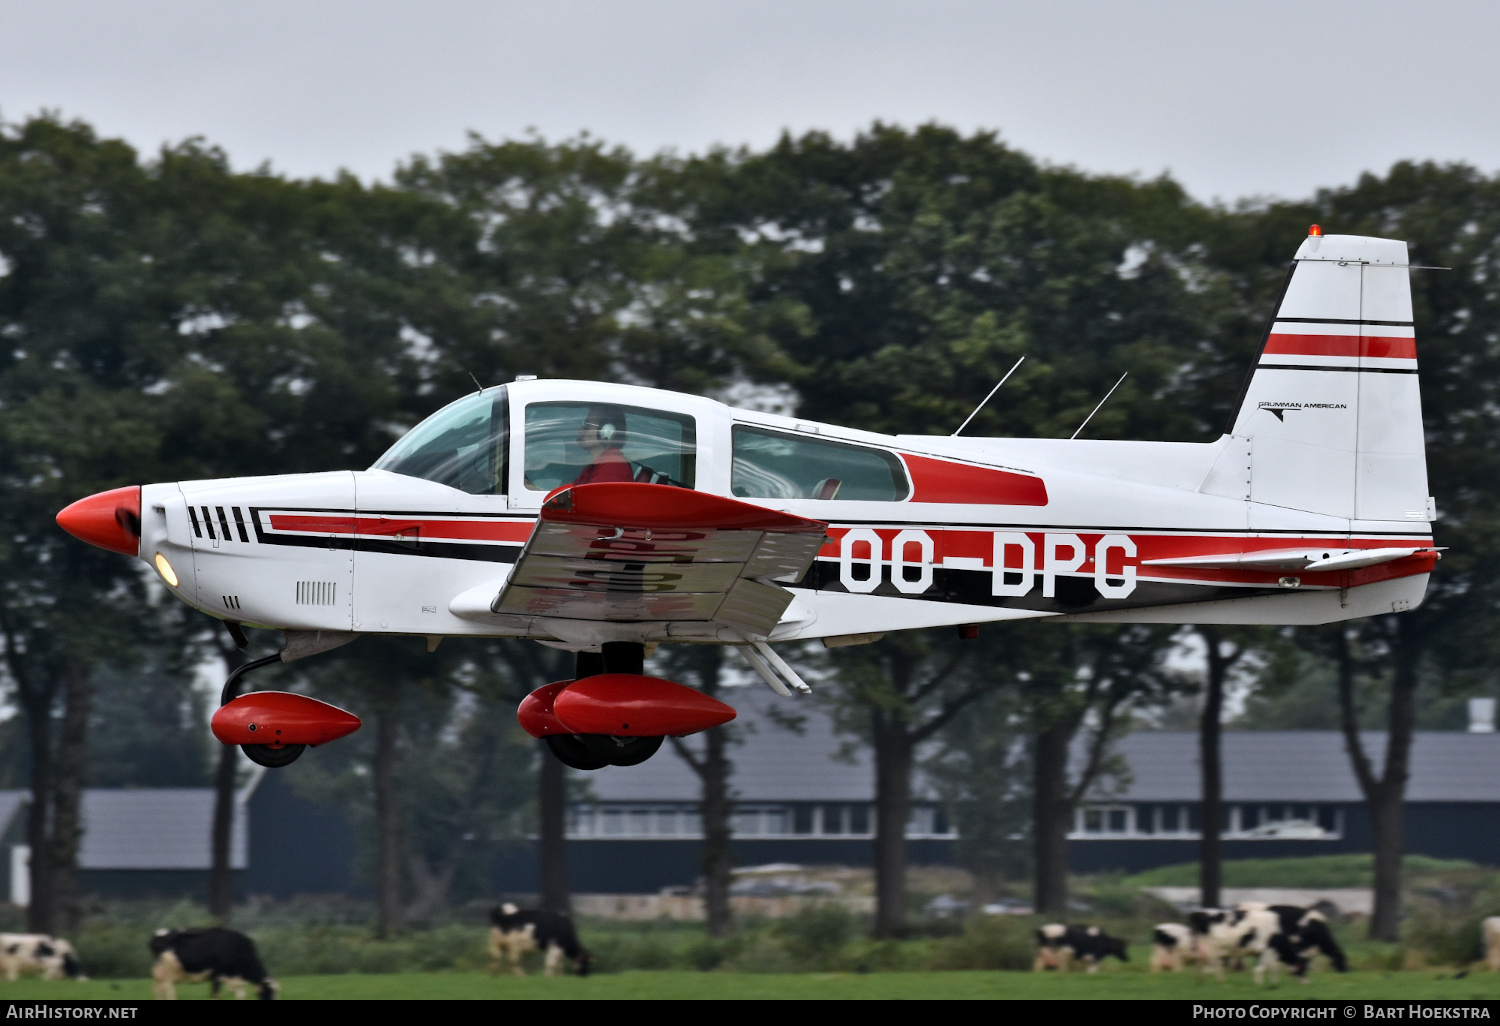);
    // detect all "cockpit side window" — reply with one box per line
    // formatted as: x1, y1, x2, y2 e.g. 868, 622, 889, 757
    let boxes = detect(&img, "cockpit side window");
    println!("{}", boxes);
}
731, 425, 909, 500
523, 403, 696, 491
370, 387, 509, 495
